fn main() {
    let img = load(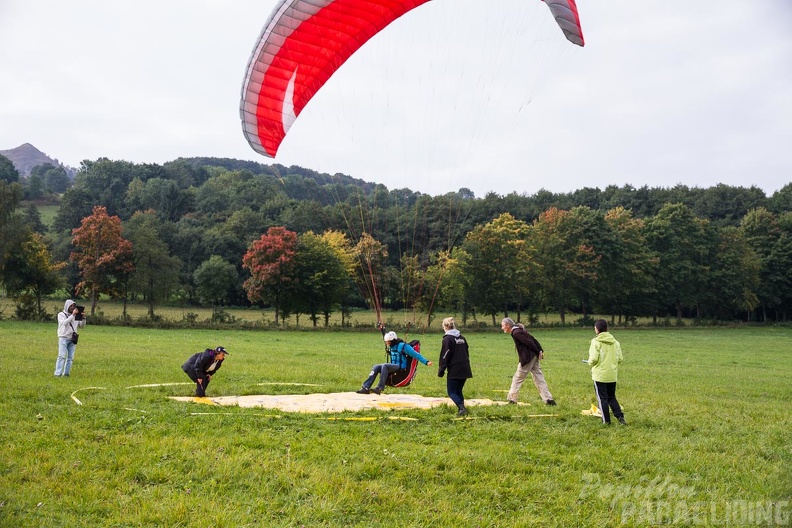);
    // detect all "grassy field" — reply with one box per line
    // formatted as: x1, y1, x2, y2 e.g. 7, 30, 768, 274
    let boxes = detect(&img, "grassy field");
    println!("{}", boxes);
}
35, 204, 60, 229
1, 323, 791, 527
0, 297, 675, 331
